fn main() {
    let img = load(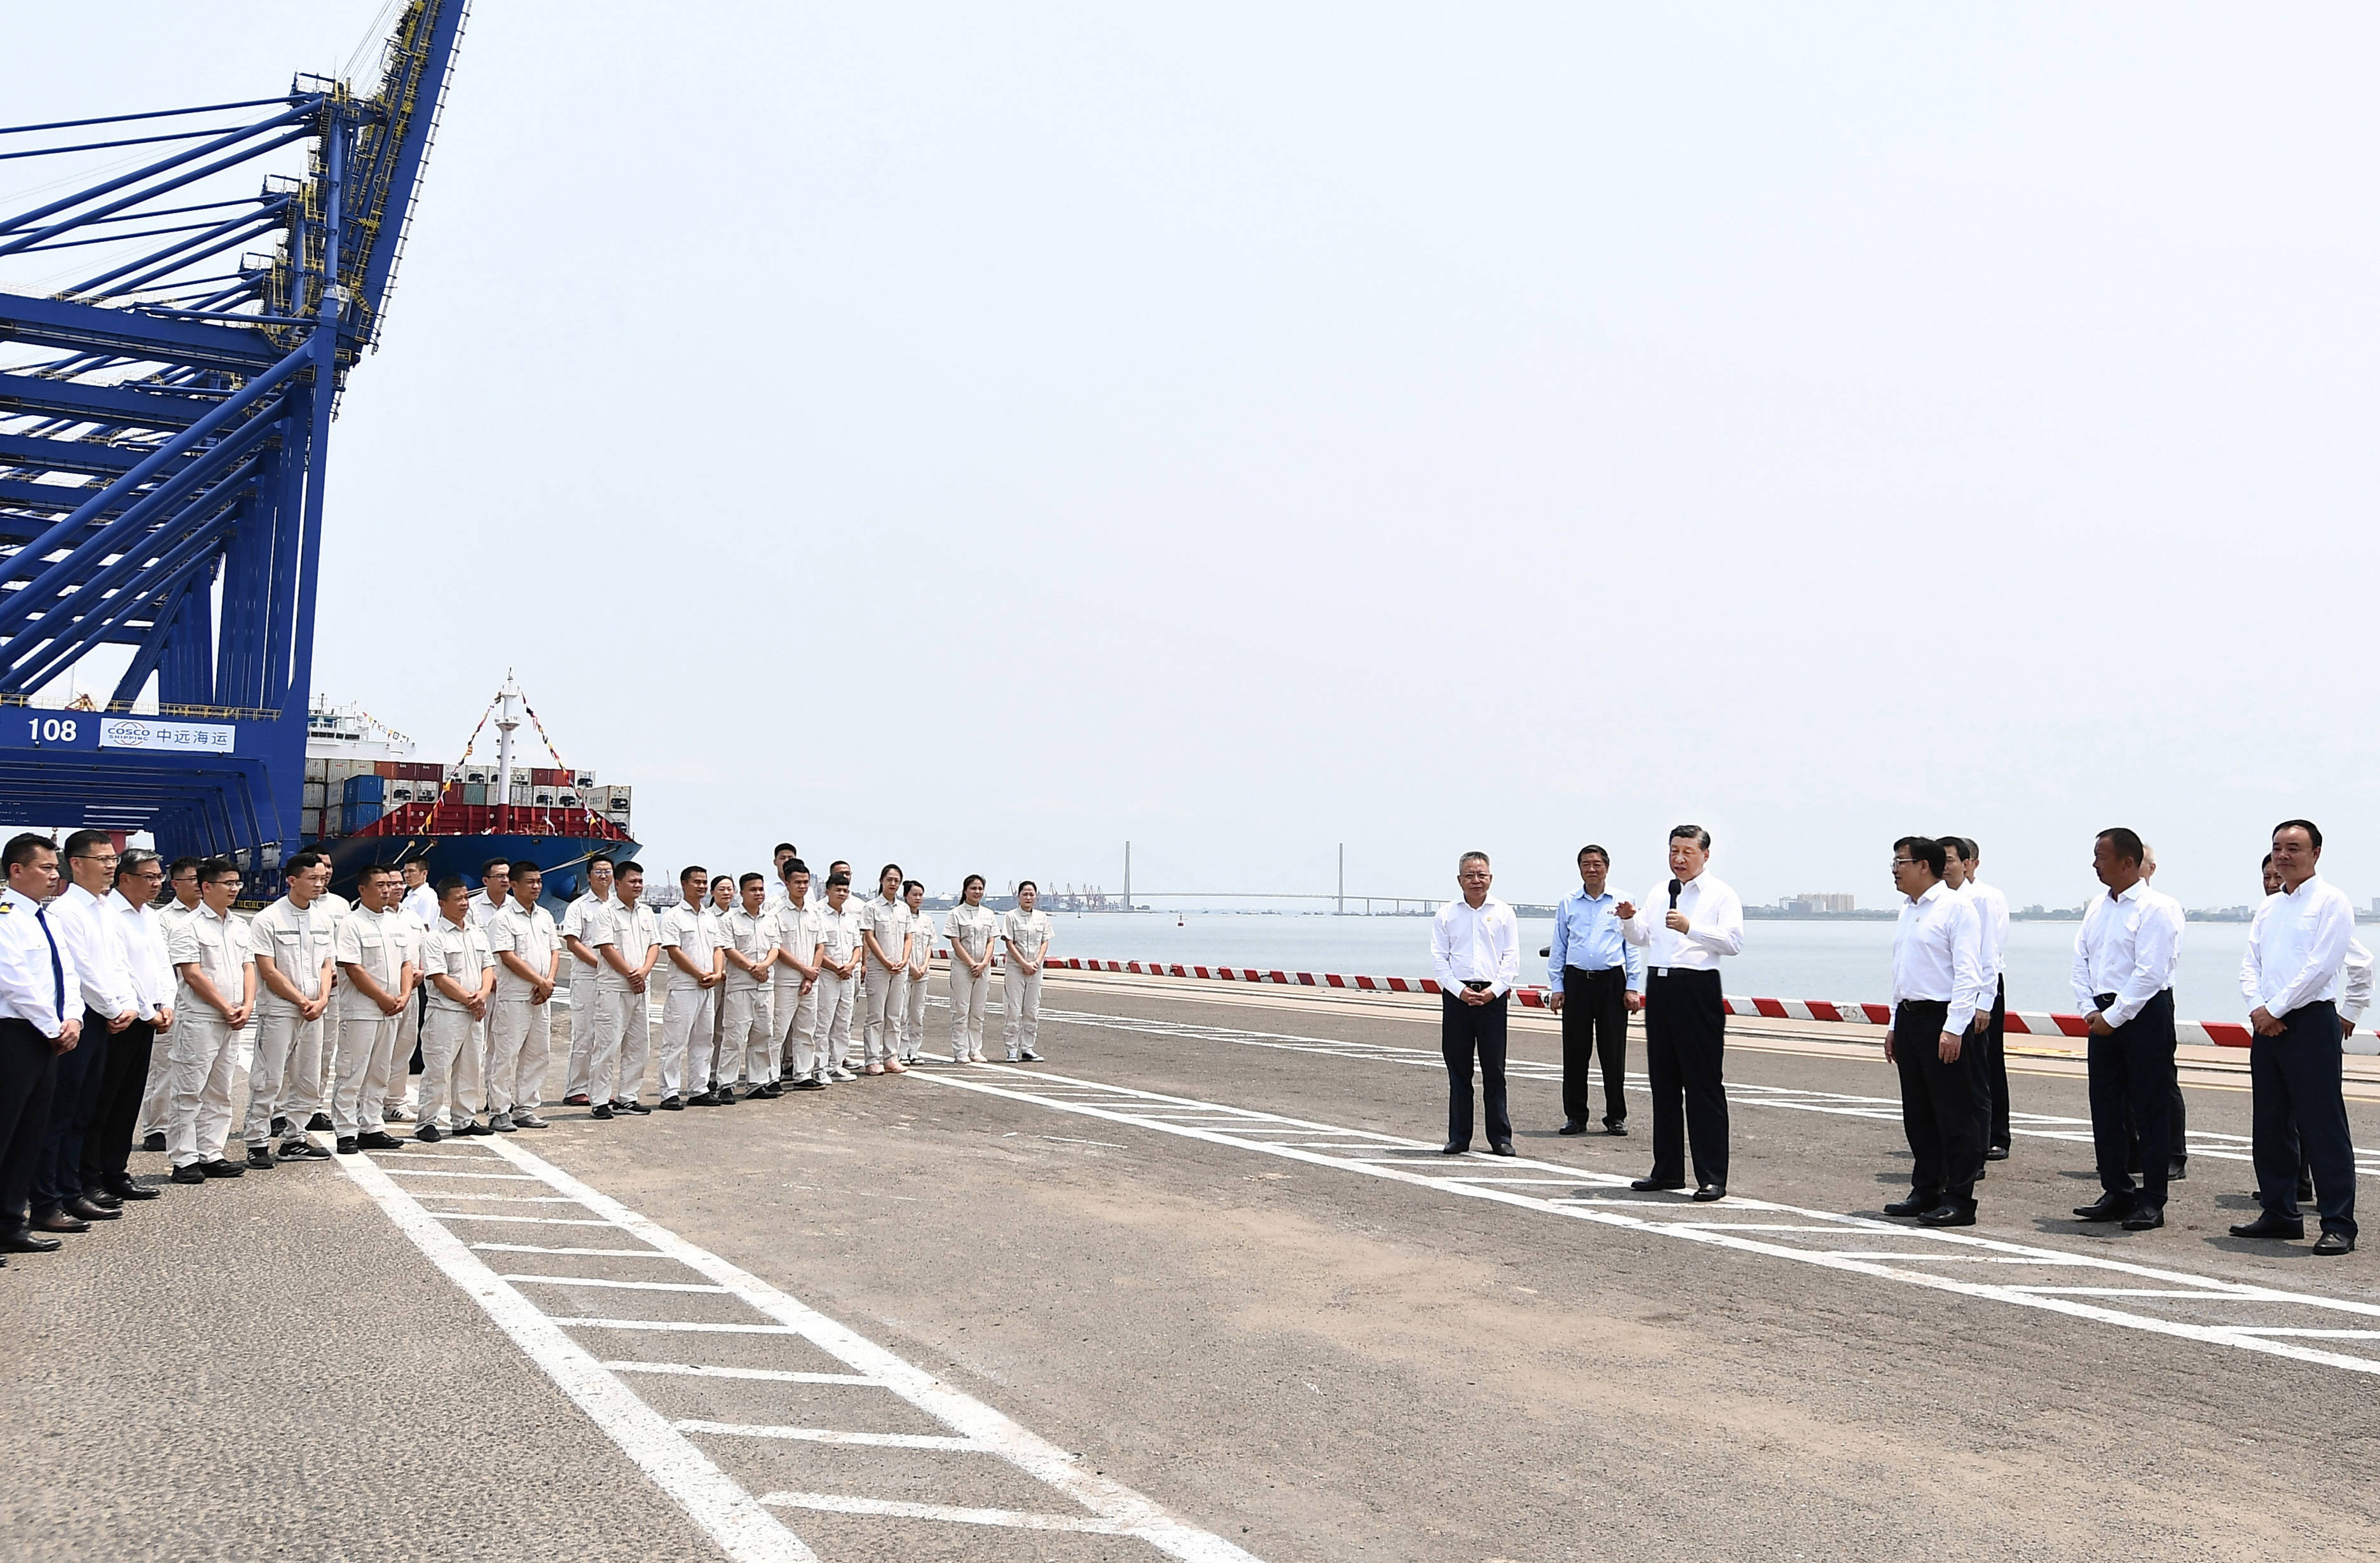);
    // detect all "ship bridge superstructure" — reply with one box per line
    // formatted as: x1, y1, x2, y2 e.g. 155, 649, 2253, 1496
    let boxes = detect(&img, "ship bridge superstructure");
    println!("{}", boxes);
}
0, 1, 465, 865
